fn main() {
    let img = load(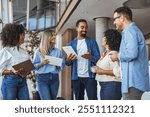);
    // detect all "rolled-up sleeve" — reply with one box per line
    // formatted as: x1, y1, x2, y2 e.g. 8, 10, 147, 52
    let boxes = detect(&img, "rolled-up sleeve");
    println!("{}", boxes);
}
32, 50, 40, 70
112, 62, 121, 78
108, 55, 121, 78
